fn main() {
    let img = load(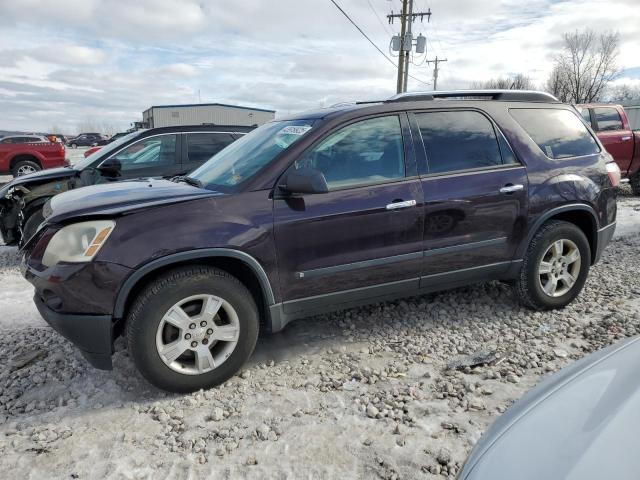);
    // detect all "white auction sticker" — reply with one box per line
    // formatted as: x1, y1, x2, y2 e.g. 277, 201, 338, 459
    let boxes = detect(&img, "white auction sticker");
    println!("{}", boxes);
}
278, 125, 312, 136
